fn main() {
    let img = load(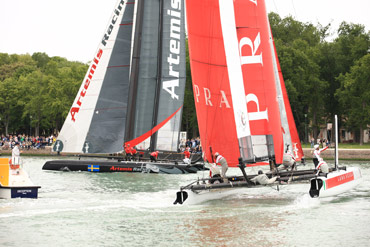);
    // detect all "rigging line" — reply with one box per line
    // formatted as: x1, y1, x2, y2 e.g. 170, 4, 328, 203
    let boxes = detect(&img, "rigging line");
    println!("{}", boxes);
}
272, 0, 279, 14
291, 0, 298, 19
